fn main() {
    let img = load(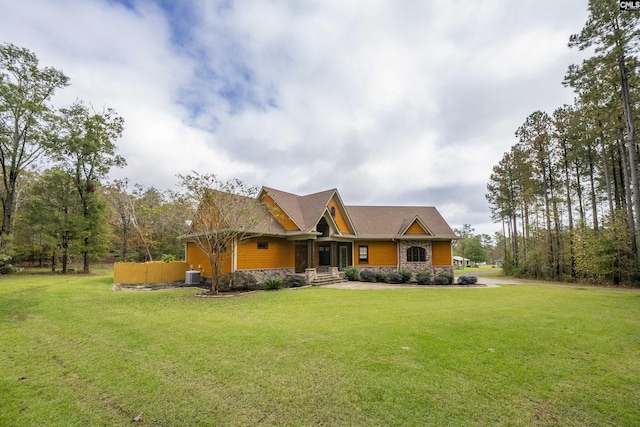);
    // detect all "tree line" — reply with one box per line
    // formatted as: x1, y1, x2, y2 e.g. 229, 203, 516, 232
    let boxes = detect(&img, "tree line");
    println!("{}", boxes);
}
452, 224, 502, 266
486, 0, 640, 285
0, 43, 193, 273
